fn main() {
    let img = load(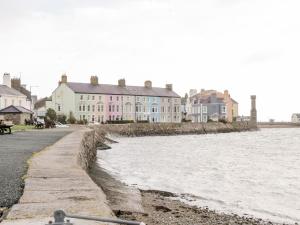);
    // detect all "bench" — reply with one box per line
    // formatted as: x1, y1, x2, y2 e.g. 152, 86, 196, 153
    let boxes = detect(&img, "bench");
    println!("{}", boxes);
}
0, 124, 13, 135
